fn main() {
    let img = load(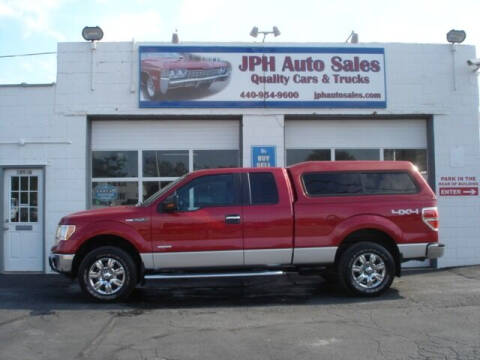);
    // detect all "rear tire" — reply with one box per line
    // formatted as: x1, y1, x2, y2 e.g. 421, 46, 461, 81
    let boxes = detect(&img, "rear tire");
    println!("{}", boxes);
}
337, 241, 395, 297
78, 246, 137, 302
